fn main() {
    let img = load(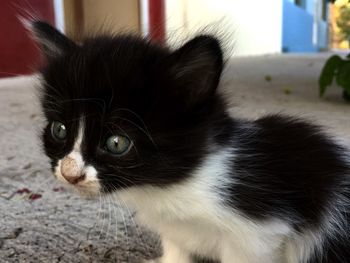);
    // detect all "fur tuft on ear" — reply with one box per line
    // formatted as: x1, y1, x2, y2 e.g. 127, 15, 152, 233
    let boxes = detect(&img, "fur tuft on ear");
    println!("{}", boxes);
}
168, 35, 224, 108
26, 20, 76, 59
